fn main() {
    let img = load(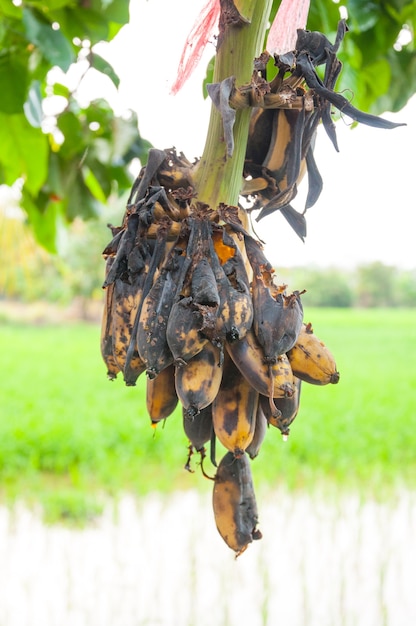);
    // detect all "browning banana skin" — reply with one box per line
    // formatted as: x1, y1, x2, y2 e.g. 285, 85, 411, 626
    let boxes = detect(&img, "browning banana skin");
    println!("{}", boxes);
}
260, 376, 302, 437
226, 329, 294, 400
212, 353, 258, 457
212, 451, 262, 557
208, 232, 253, 345
287, 322, 340, 385
183, 404, 214, 453
244, 234, 304, 362
246, 402, 268, 460
137, 239, 188, 378
182, 403, 214, 473
166, 217, 219, 365
146, 363, 178, 424
175, 341, 224, 419
111, 276, 146, 375
100, 258, 120, 380
166, 298, 209, 365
